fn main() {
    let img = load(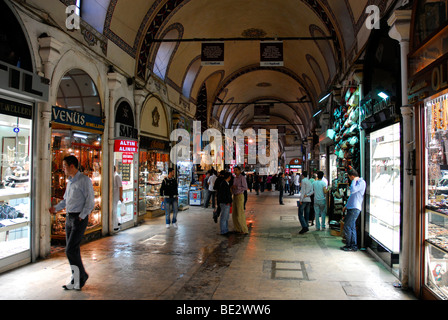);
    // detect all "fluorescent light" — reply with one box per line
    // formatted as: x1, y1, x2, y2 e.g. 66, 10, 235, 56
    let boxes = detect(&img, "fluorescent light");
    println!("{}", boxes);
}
73, 133, 88, 139
318, 92, 332, 103
378, 92, 389, 100
313, 110, 323, 118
